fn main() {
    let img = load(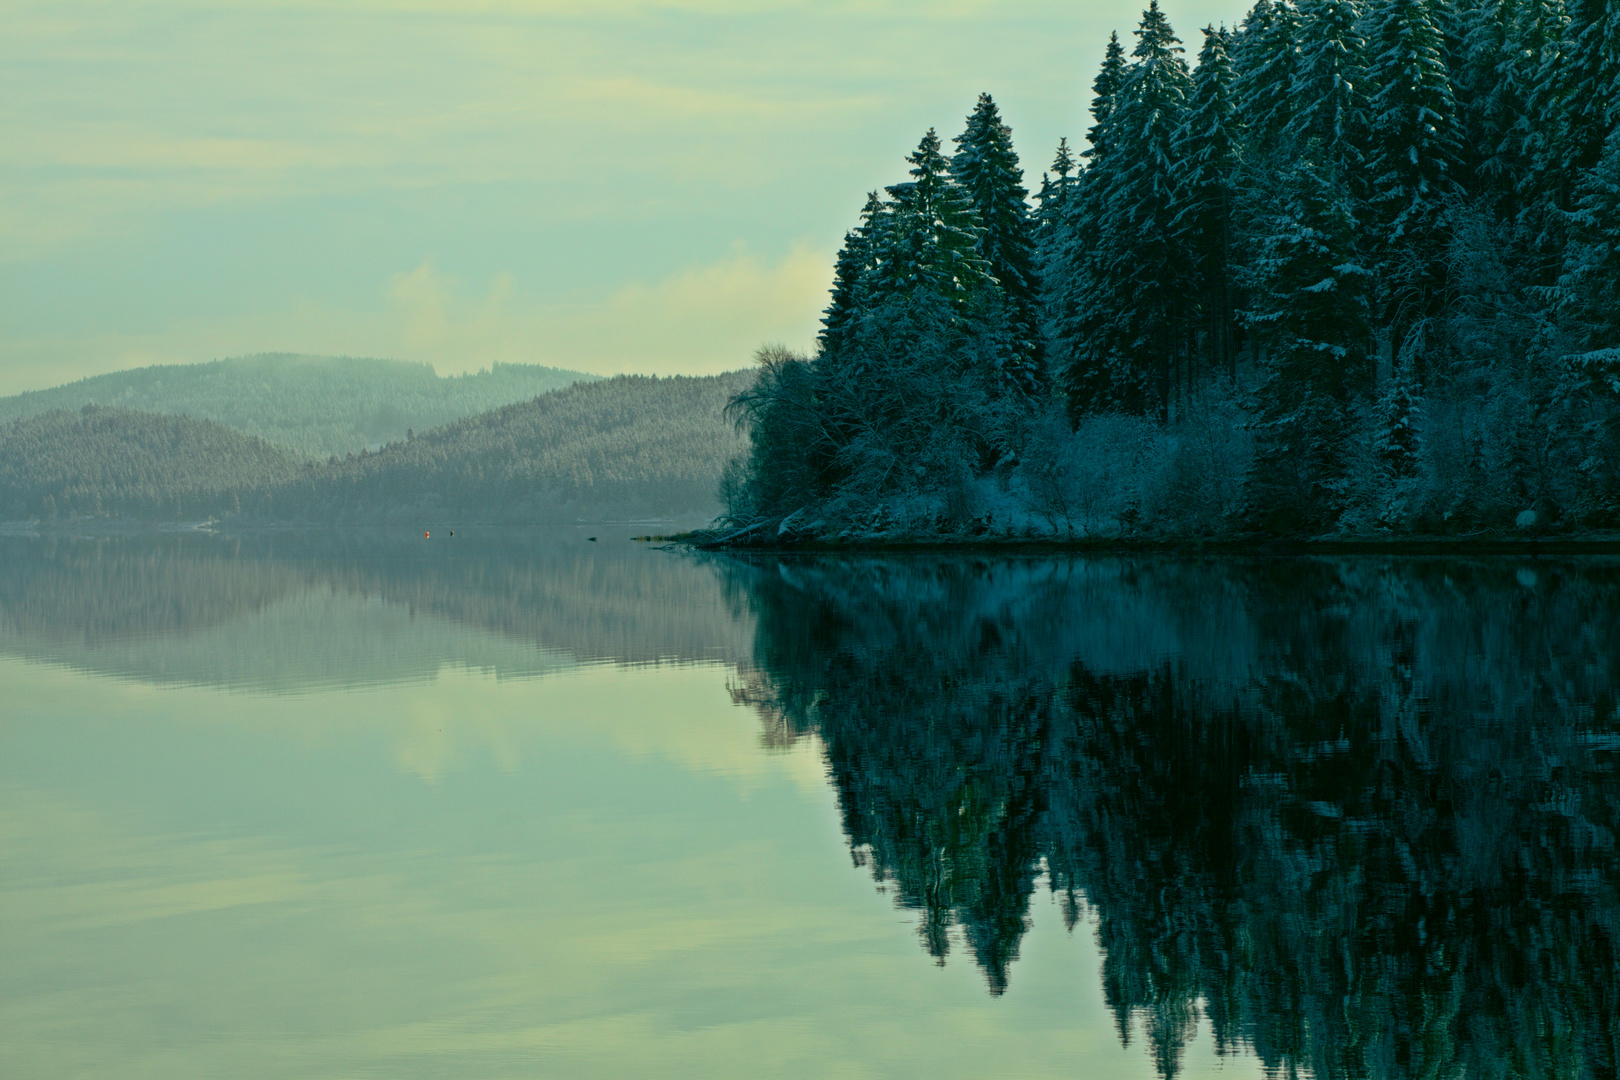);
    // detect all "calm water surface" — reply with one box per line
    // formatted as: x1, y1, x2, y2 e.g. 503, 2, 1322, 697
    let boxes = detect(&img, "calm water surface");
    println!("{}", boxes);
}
1, 531, 1615, 1078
